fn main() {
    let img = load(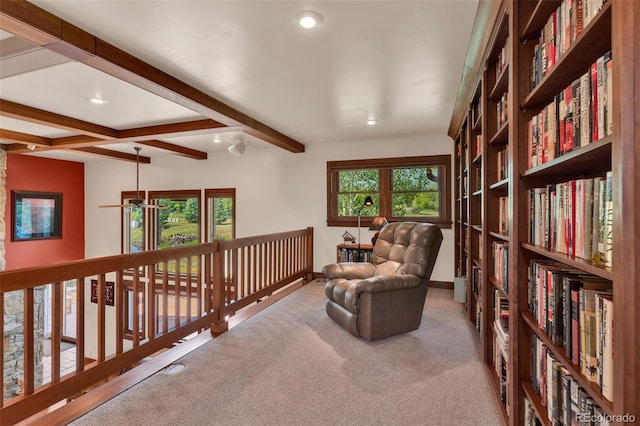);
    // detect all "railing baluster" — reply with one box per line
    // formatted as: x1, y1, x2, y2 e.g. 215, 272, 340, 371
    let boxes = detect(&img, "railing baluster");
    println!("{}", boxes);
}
133, 267, 140, 347
186, 257, 192, 323
116, 271, 124, 354
149, 265, 156, 340
76, 277, 85, 373
52, 281, 62, 383
24, 287, 35, 395
162, 262, 169, 335
97, 274, 106, 363
175, 258, 181, 330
